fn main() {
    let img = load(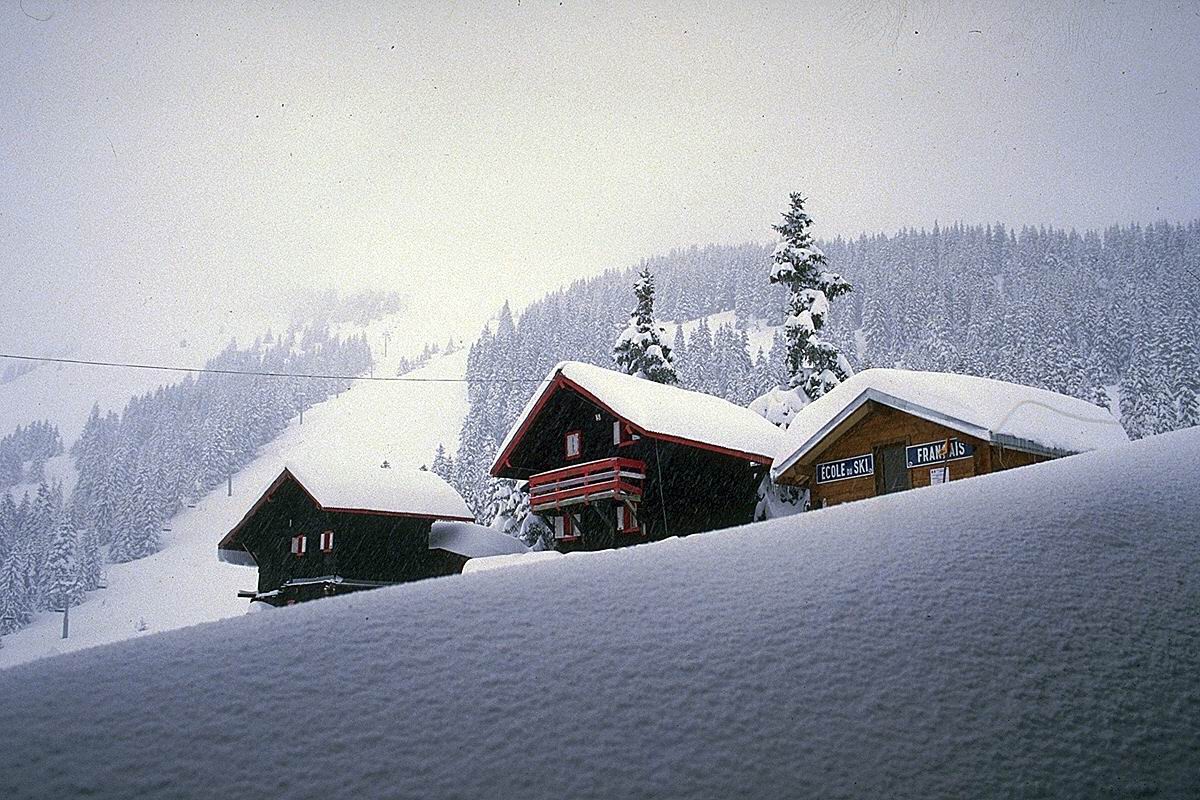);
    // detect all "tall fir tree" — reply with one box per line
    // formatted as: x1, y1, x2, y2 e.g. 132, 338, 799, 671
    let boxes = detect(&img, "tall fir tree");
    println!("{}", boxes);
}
430, 444, 454, 482
43, 516, 83, 611
613, 268, 678, 384
77, 525, 103, 592
751, 192, 852, 428
0, 553, 32, 634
